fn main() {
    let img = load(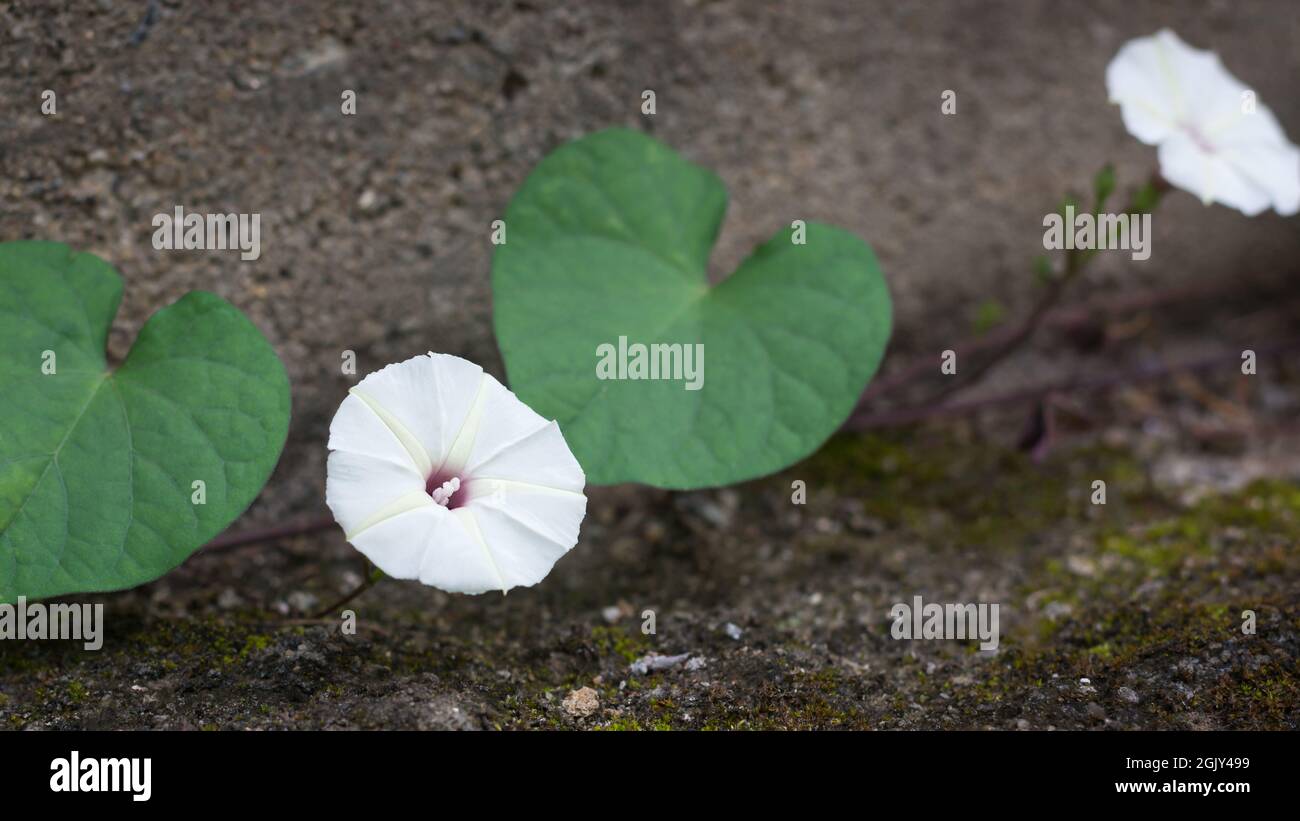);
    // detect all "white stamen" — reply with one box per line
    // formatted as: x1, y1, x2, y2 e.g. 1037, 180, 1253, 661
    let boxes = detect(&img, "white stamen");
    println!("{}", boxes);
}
430, 476, 461, 507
